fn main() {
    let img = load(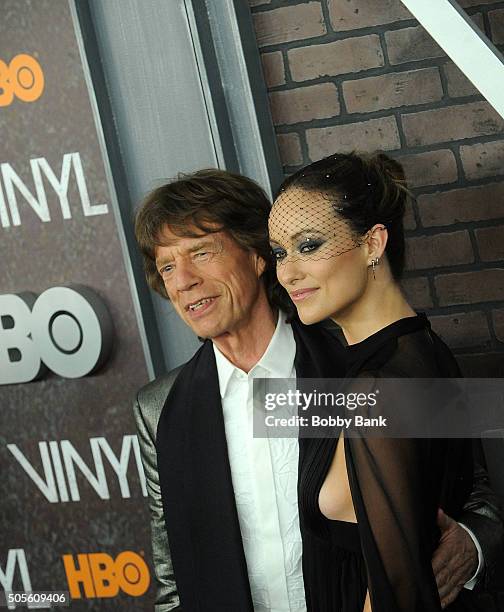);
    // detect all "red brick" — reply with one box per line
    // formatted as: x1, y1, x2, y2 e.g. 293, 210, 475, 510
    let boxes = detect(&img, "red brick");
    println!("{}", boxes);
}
253, 3, 326, 47
430, 311, 491, 349
460, 140, 504, 180
405, 231, 474, 271
404, 199, 416, 231
475, 226, 504, 262
269, 84, 340, 126
435, 269, 504, 306
328, 0, 412, 31
402, 102, 504, 147
385, 26, 443, 65
306, 116, 400, 160
492, 309, 504, 342
276, 133, 303, 167
261, 51, 285, 88
457, 353, 504, 377
288, 35, 384, 82
385, 14, 483, 65
397, 150, 458, 189
400, 276, 433, 309
417, 182, 504, 227
443, 62, 479, 98
489, 9, 504, 45
343, 68, 443, 114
